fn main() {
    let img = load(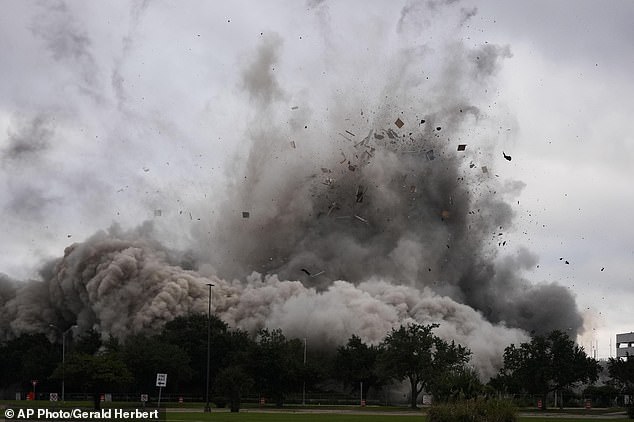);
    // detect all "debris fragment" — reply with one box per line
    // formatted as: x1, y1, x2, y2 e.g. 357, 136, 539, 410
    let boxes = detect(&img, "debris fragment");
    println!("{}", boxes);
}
354, 215, 369, 224
436, 126, 442, 131
67, 234, 72, 238
310, 270, 325, 278
409, 185, 417, 193
242, 211, 250, 218
291, 106, 299, 110
481, 166, 488, 173
374, 133, 385, 140
301, 268, 311, 276
355, 185, 365, 203
154, 209, 162, 217
321, 167, 332, 173
348, 164, 357, 172
565, 260, 569, 265
503, 151, 512, 161
469, 161, 475, 168
345, 130, 356, 137
457, 144, 466, 151
143, 167, 150, 172
386, 129, 398, 139
290, 140, 296, 149
426, 150, 435, 161
601, 267, 605, 271
420, 119, 426, 124
395, 118, 404, 128
441, 210, 450, 220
